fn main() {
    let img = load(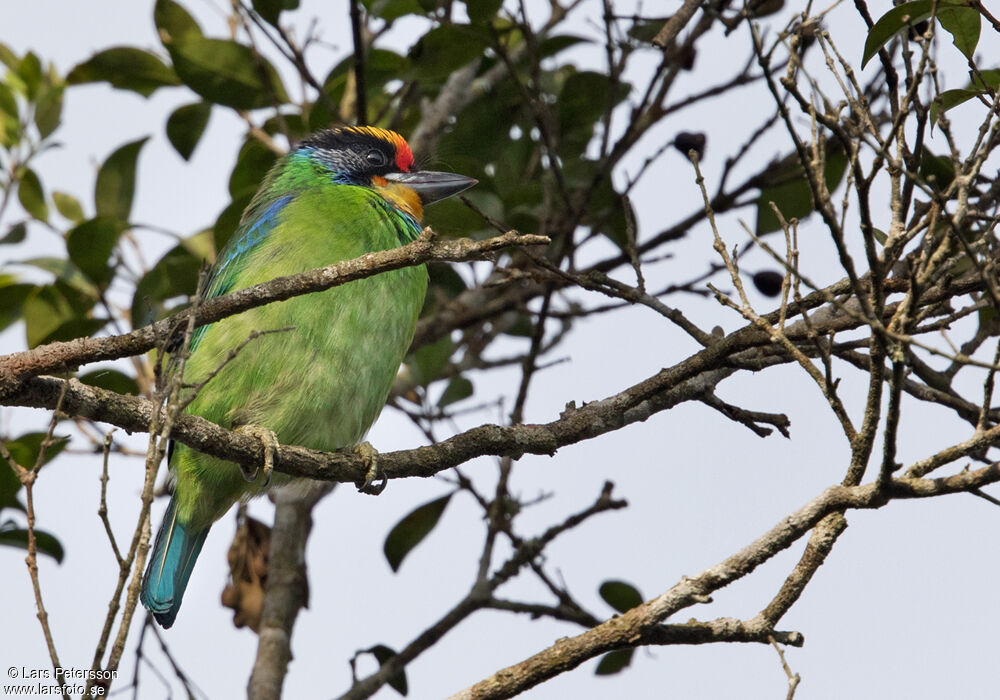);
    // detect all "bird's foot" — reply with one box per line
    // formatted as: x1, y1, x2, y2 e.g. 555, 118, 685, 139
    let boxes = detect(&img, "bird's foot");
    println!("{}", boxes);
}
354, 442, 386, 495
235, 425, 279, 486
